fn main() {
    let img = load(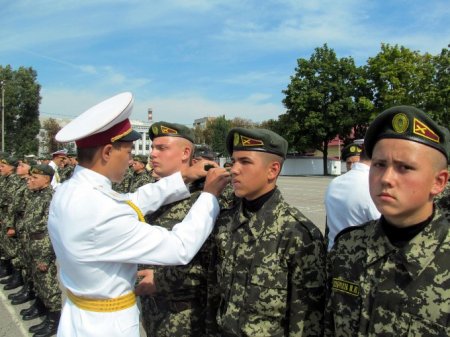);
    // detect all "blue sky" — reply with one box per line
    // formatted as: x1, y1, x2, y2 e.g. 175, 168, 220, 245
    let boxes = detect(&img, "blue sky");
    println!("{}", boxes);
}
1, 0, 448, 126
